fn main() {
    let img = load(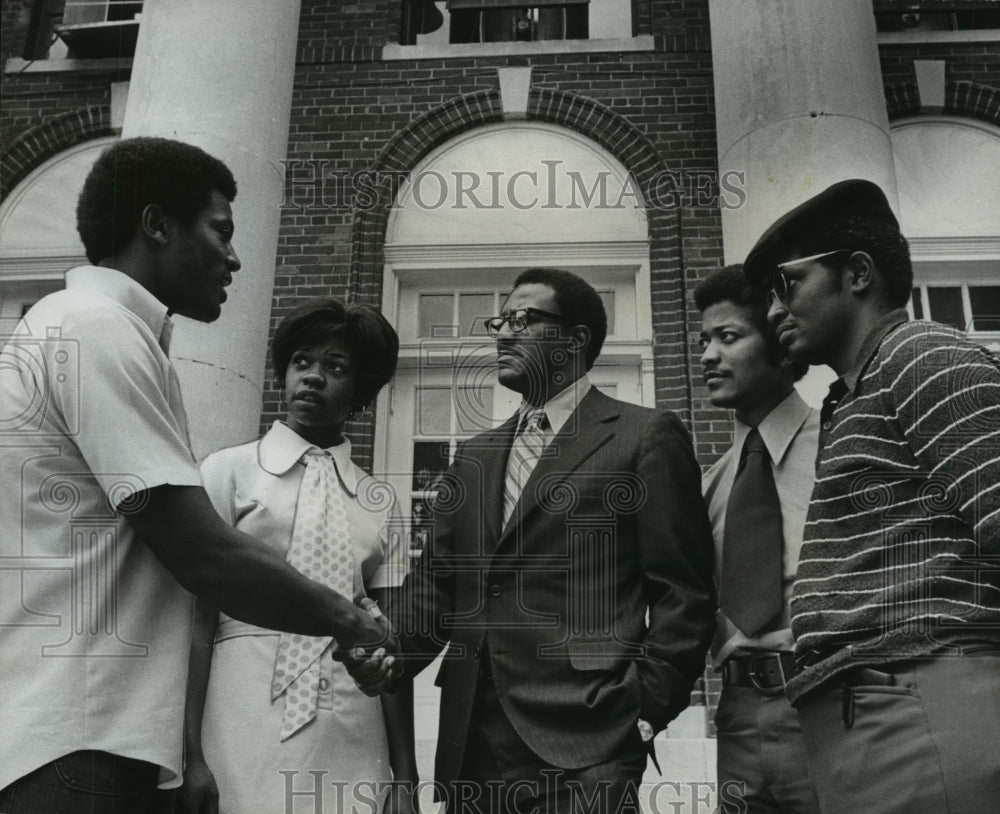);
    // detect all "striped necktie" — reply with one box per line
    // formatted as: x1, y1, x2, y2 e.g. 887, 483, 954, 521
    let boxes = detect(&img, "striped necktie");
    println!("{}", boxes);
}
502, 407, 548, 527
271, 449, 355, 741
